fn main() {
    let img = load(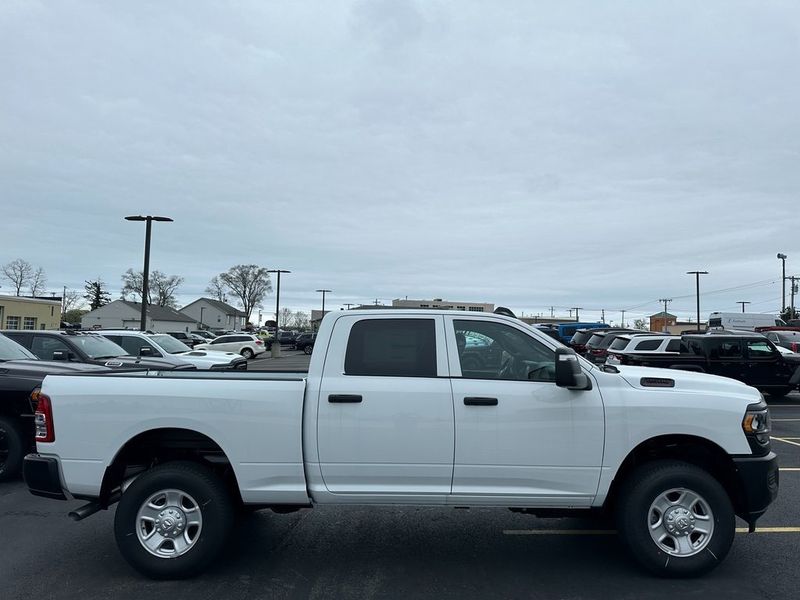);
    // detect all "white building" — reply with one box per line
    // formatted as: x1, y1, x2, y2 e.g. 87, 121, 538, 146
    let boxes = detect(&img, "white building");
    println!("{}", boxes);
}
81, 300, 197, 332
180, 297, 246, 331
